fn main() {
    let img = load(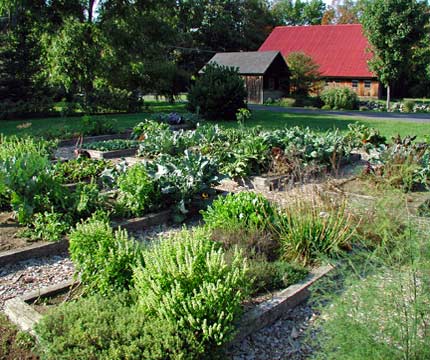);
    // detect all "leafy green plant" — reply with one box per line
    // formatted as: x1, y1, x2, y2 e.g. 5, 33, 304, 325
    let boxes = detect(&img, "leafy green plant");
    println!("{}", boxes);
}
35, 293, 195, 360
27, 209, 71, 242
134, 227, 249, 354
187, 63, 247, 120
116, 164, 160, 217
84, 139, 139, 151
222, 134, 270, 178
69, 216, 143, 295
273, 197, 355, 265
134, 120, 195, 157
0, 136, 71, 223
143, 150, 221, 219
74, 182, 106, 218
54, 158, 112, 183
369, 135, 430, 192
202, 192, 276, 231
